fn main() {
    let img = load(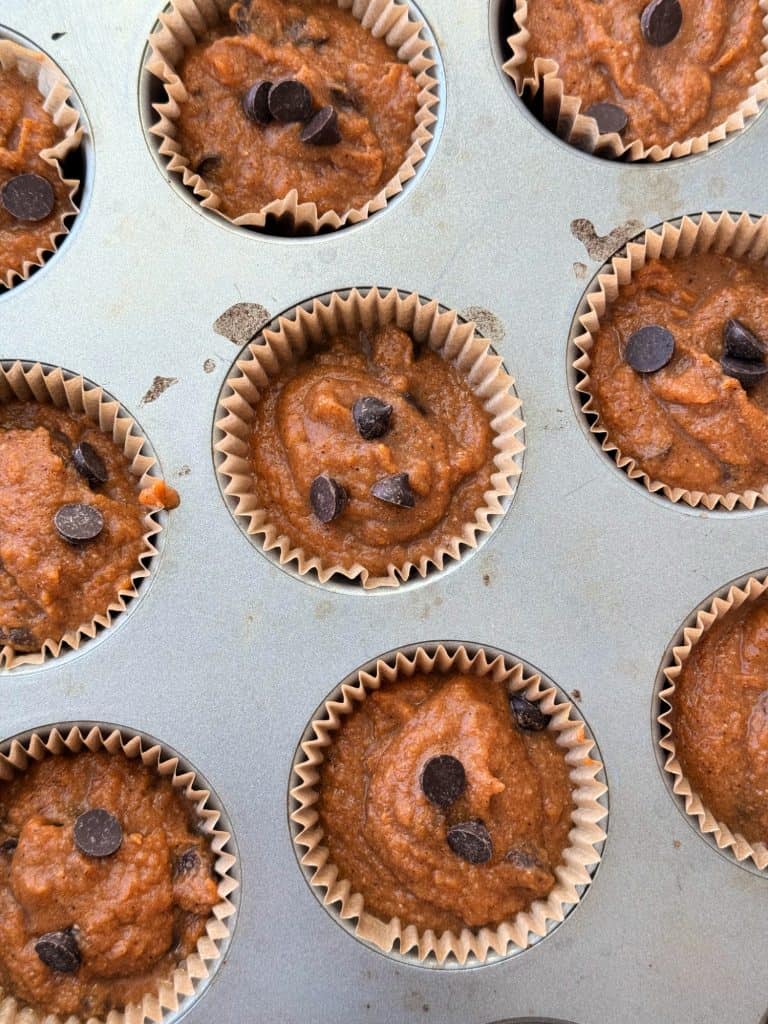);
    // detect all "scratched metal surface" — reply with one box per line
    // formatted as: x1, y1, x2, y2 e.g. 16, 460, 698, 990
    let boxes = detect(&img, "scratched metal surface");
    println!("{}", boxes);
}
0, 1, 767, 1022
